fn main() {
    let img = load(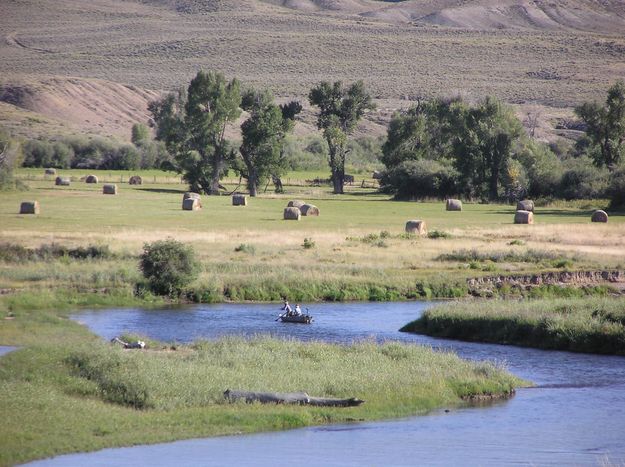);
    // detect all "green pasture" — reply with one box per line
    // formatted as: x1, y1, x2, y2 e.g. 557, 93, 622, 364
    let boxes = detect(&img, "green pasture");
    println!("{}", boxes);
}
2, 171, 620, 236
